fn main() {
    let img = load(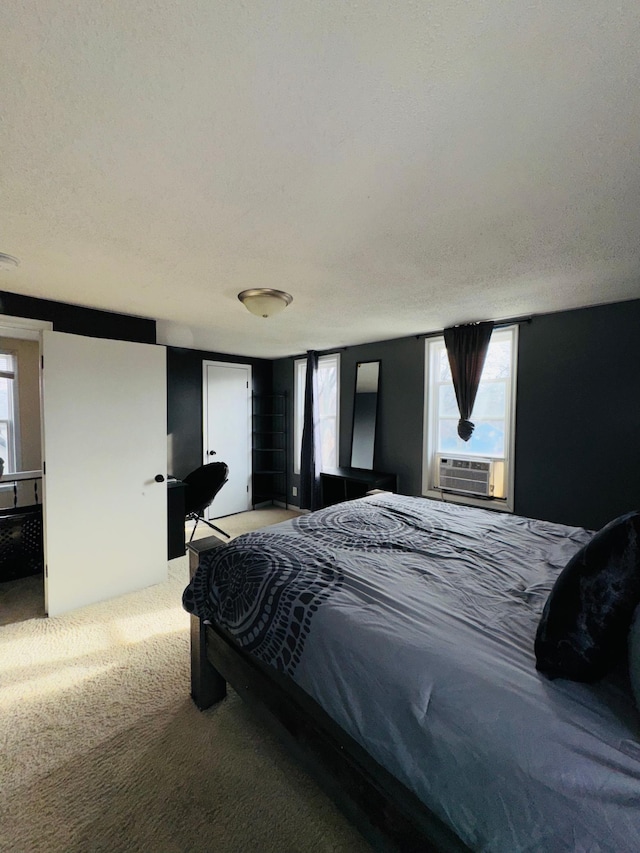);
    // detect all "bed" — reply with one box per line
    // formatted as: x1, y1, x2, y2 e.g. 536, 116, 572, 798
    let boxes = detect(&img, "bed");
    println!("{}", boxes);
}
183, 494, 640, 852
